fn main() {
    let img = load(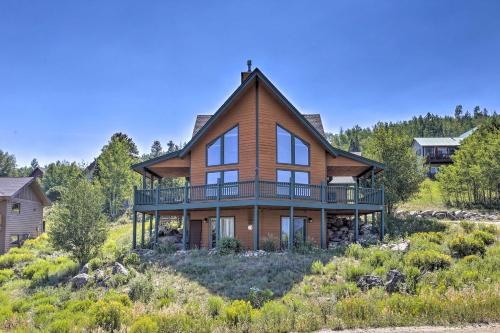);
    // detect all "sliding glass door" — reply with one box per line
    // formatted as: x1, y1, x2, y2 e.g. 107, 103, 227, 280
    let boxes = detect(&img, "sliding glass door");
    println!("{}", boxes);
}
280, 216, 307, 249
